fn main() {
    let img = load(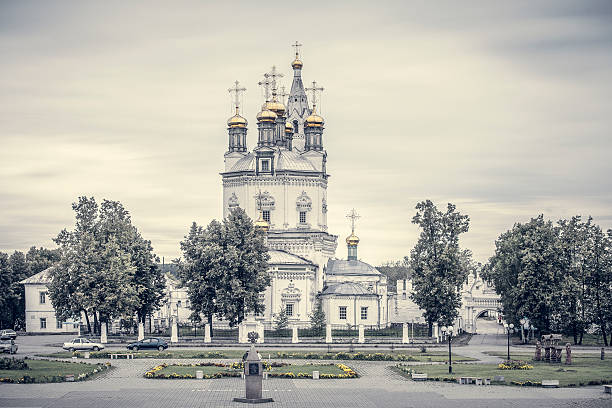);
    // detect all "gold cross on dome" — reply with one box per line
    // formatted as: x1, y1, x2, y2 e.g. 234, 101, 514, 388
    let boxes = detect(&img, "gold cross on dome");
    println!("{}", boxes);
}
258, 74, 272, 102
228, 80, 246, 112
292, 41, 302, 58
346, 208, 360, 233
266, 66, 284, 100
305, 80, 324, 110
